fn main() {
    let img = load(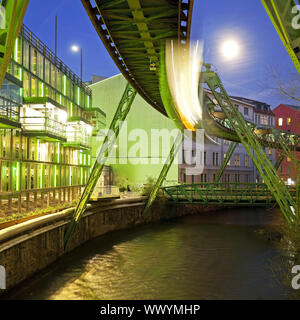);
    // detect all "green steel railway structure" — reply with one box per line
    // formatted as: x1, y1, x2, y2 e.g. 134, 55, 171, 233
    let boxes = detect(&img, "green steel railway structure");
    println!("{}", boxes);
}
0, 0, 299, 248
